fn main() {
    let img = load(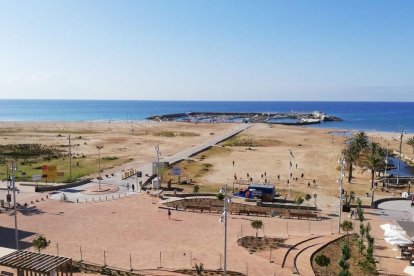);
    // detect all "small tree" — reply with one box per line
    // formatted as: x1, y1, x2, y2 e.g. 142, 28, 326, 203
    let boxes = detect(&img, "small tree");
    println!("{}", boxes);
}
338, 243, 351, 276
314, 253, 330, 274
295, 196, 304, 219
32, 235, 49, 253
194, 263, 204, 275
341, 220, 354, 236
193, 185, 200, 199
305, 193, 312, 202
359, 223, 365, 238
251, 220, 263, 237
356, 206, 364, 223
366, 236, 375, 264
357, 237, 365, 254
216, 192, 224, 200
365, 222, 372, 239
